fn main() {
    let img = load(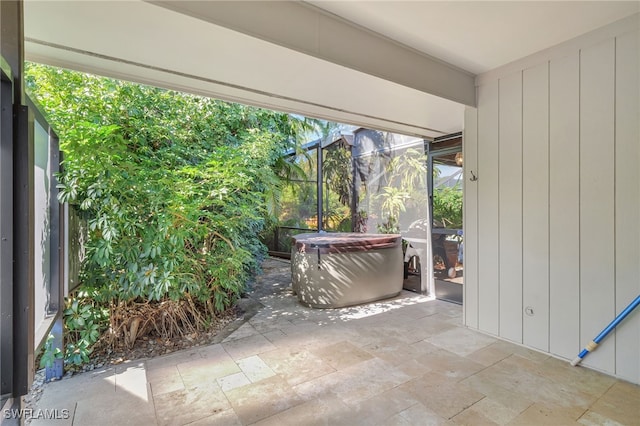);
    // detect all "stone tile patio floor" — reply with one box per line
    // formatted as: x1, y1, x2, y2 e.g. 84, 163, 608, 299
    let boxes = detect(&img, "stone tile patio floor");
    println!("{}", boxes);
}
33, 258, 639, 426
